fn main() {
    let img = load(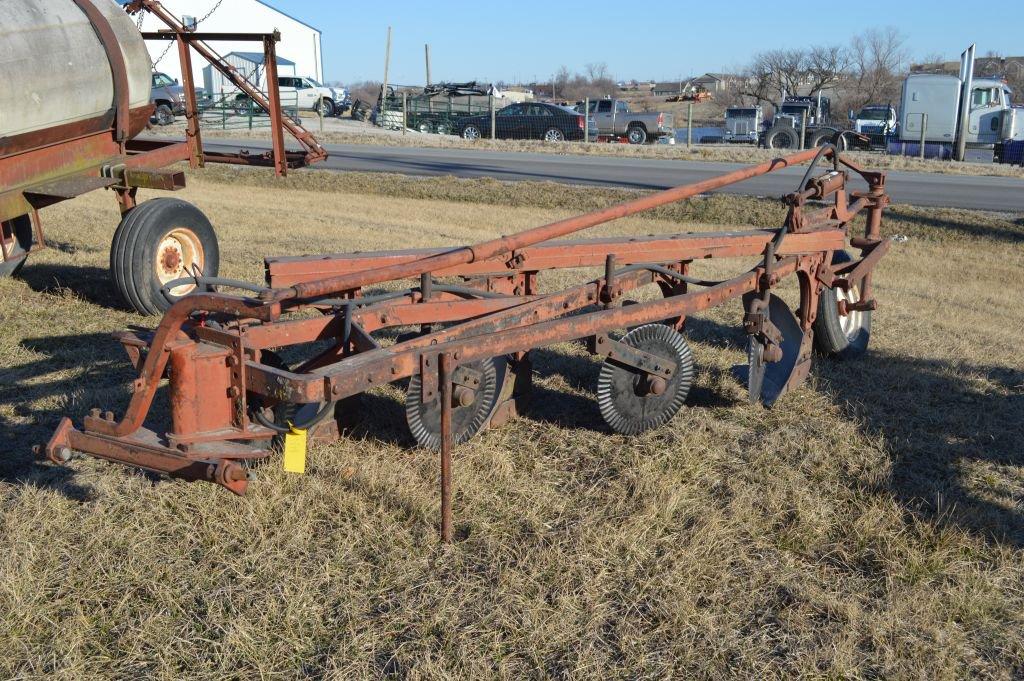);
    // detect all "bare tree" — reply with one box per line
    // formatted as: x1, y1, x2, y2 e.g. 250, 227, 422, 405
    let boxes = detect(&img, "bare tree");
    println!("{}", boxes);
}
805, 44, 850, 93
848, 27, 907, 107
